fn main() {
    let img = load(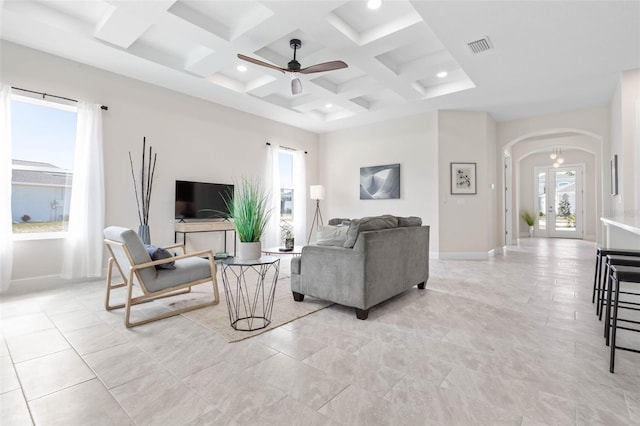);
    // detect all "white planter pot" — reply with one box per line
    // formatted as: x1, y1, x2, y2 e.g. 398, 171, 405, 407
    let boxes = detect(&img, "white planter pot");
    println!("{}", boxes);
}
237, 241, 262, 260
528, 226, 534, 238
